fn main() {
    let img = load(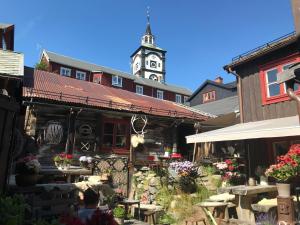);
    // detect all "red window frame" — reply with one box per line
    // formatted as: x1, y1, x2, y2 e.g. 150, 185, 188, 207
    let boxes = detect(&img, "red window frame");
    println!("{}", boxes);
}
101, 118, 130, 154
202, 90, 216, 103
259, 53, 300, 105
